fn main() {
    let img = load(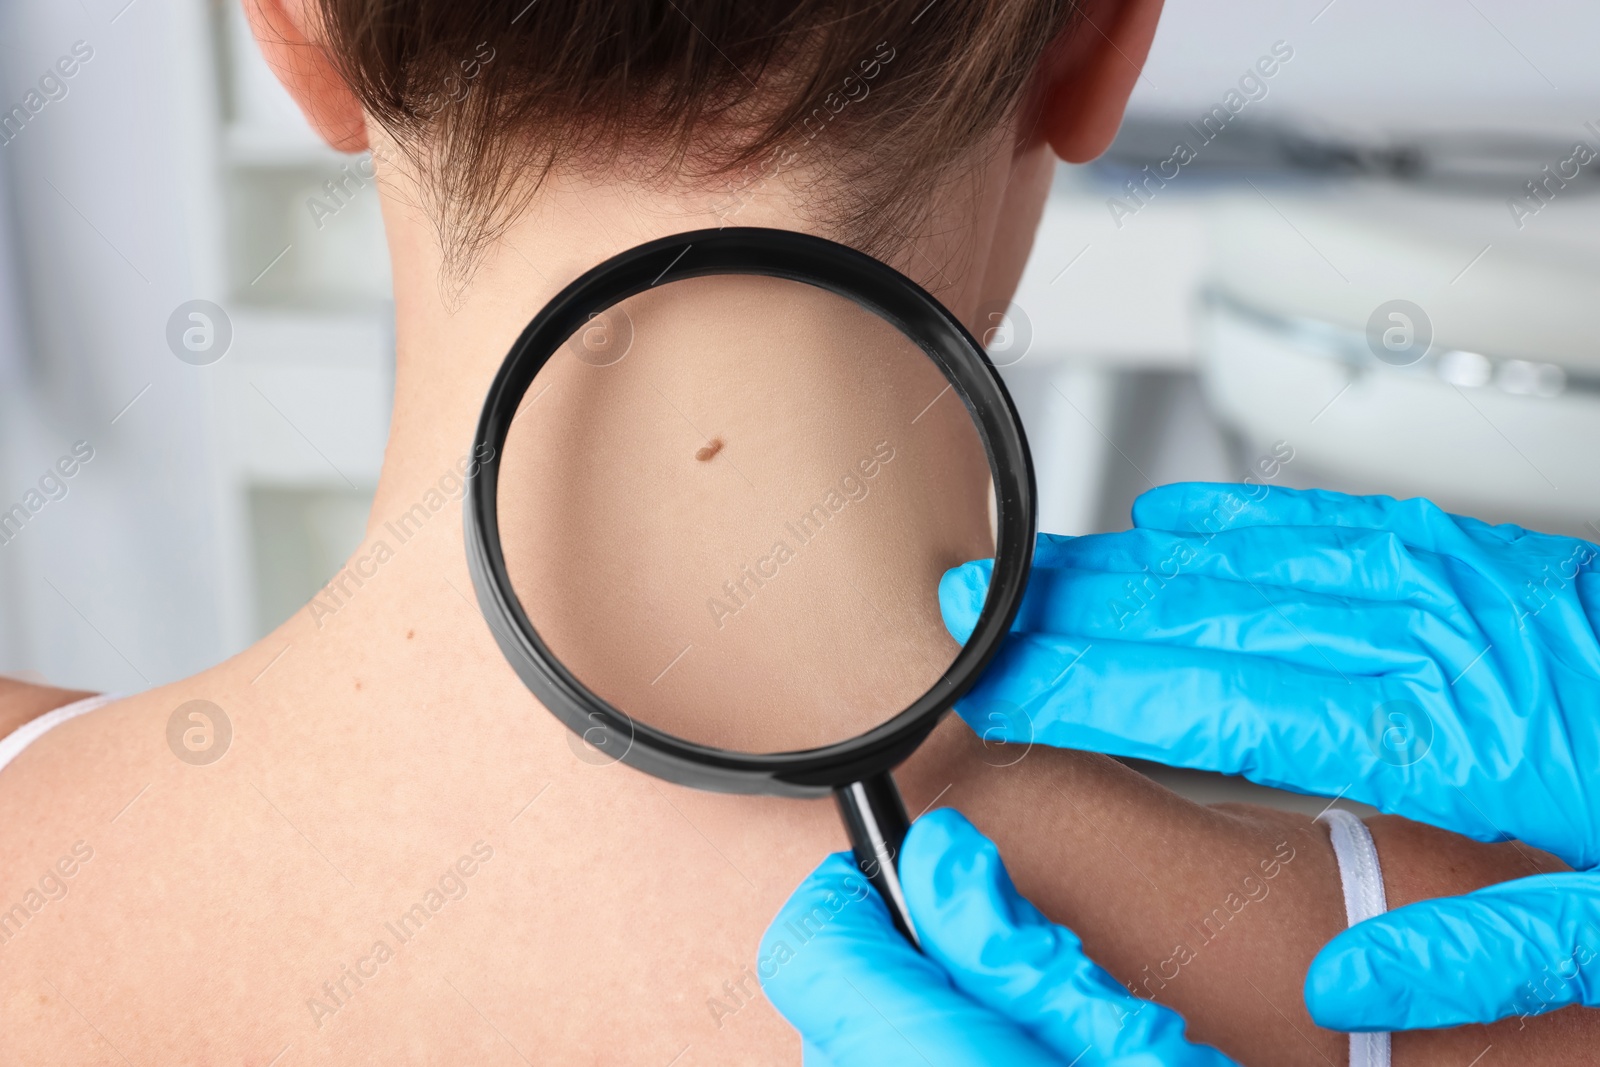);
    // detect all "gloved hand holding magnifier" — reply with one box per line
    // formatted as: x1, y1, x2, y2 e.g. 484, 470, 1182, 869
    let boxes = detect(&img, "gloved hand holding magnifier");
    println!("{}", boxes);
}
464, 227, 1036, 944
